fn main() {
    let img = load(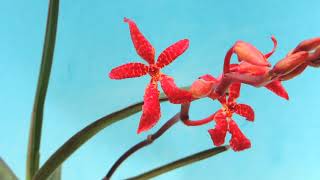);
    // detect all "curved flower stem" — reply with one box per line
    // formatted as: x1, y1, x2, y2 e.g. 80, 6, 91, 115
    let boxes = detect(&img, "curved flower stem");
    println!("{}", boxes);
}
26, 0, 59, 179
126, 146, 229, 180
180, 103, 216, 126
103, 113, 181, 180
